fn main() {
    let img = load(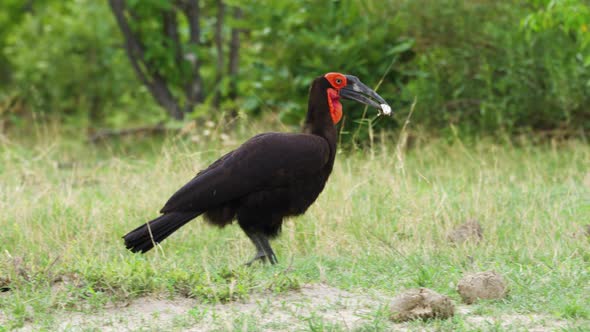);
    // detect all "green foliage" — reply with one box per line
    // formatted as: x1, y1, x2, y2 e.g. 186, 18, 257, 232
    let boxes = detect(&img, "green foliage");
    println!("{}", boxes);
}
239, 0, 413, 140
396, 0, 589, 135
1, 0, 588, 136
126, 2, 191, 84
236, 0, 590, 137
523, 0, 590, 56
0, 0, 34, 86
3, 1, 163, 126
